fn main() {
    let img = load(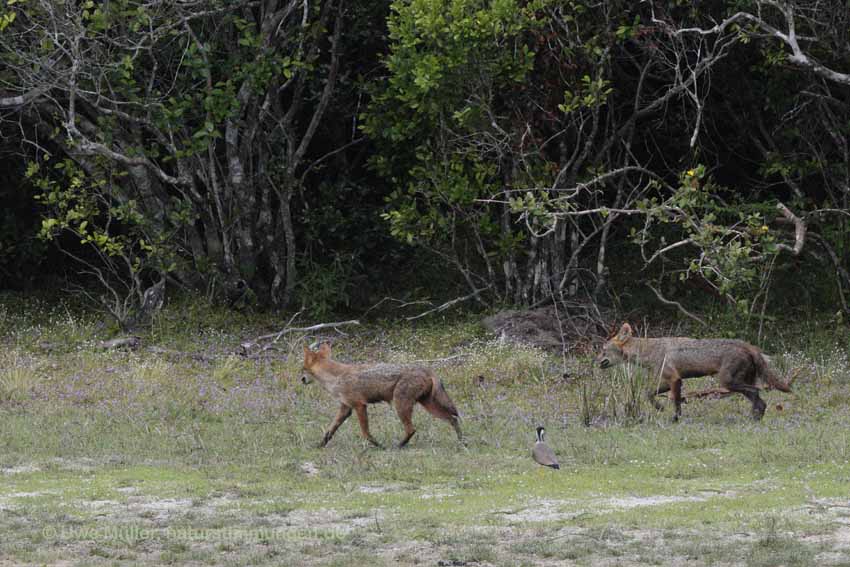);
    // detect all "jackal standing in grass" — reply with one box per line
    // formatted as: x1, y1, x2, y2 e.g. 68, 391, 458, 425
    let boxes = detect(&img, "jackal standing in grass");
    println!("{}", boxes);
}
595, 323, 792, 421
301, 343, 463, 448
